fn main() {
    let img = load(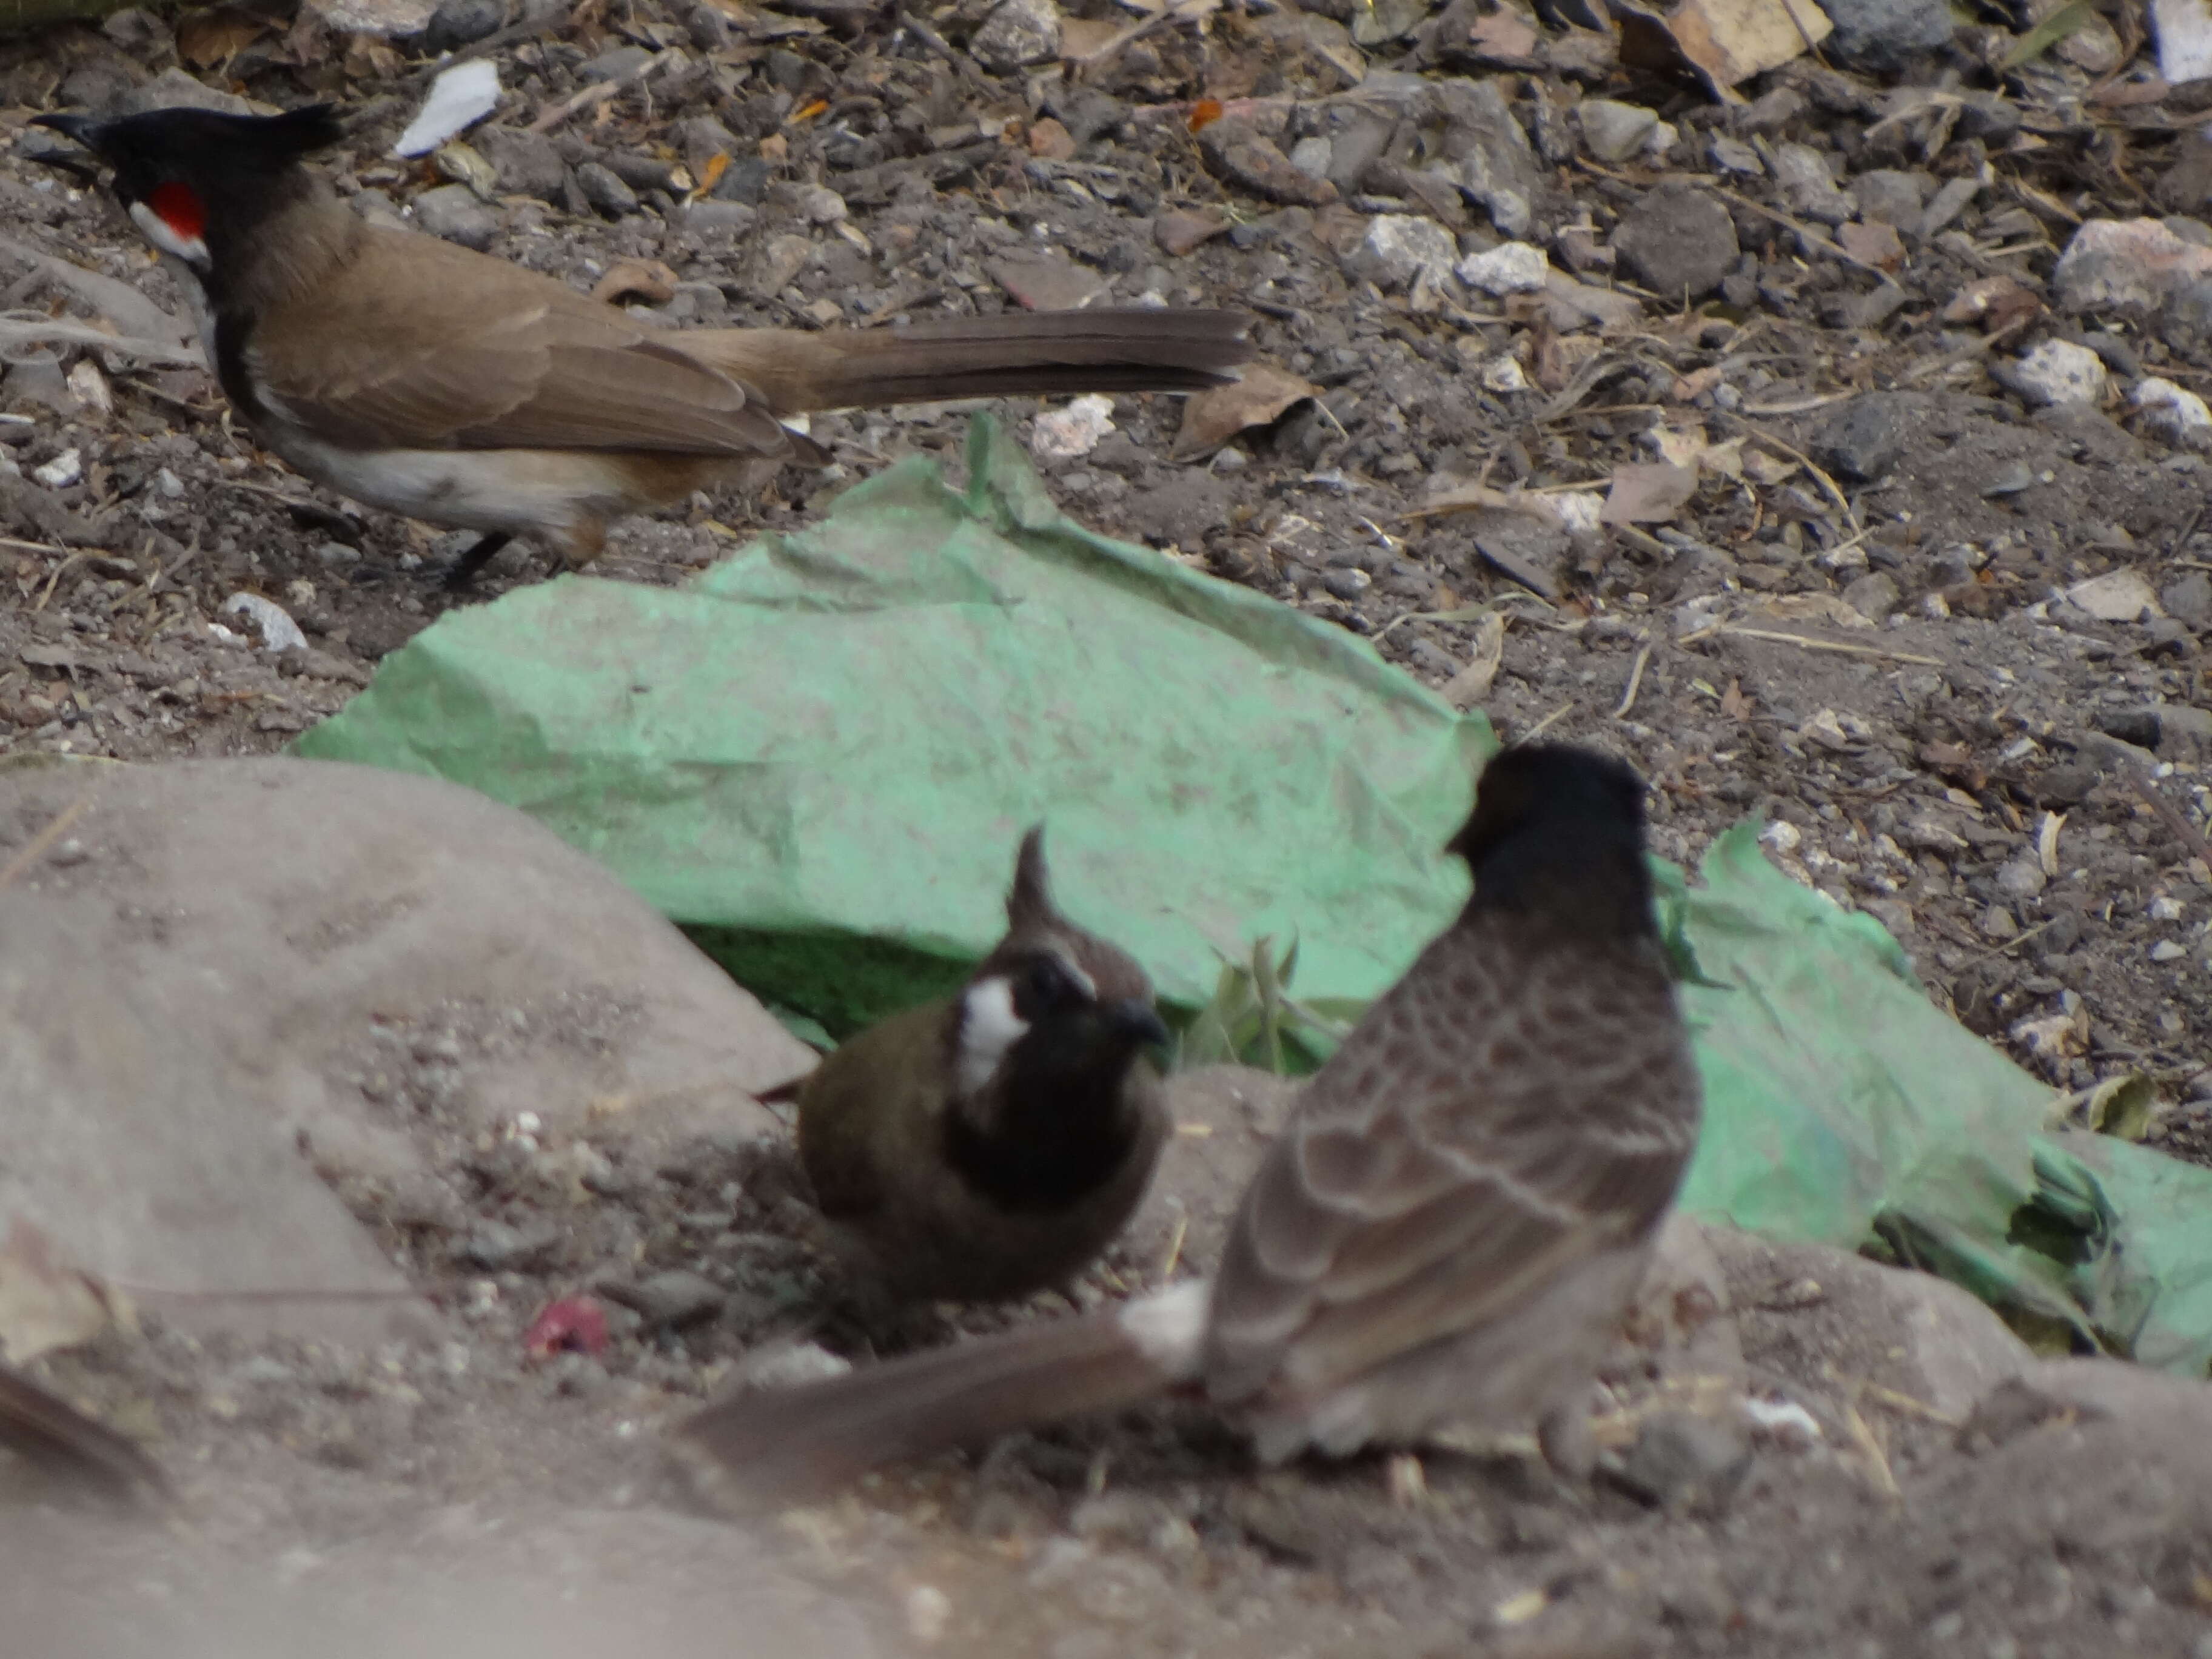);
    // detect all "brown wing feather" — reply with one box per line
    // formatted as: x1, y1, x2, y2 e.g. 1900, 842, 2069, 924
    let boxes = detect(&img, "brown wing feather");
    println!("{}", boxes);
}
250, 229, 794, 458
794, 1000, 954, 1221
1201, 917, 1697, 1409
